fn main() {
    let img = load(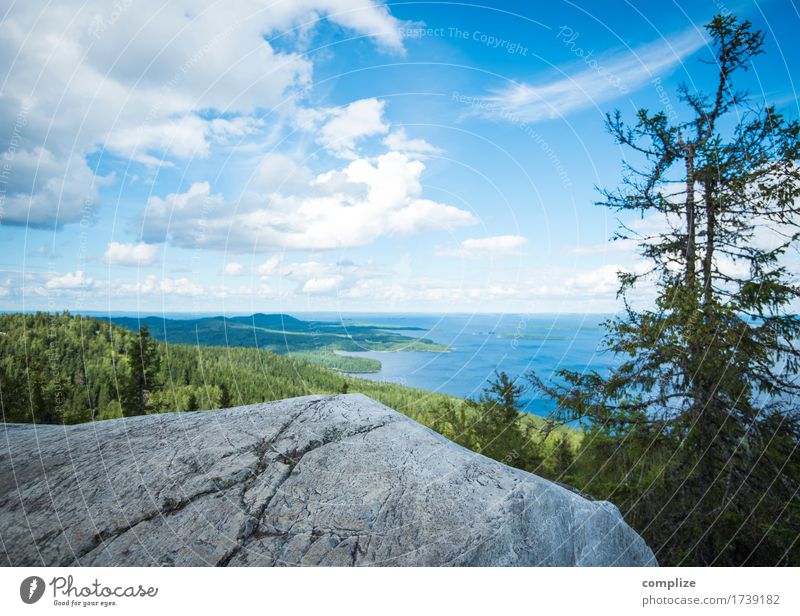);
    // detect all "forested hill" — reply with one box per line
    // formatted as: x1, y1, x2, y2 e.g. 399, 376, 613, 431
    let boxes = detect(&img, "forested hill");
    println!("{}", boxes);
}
110, 312, 446, 353
0, 312, 450, 425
